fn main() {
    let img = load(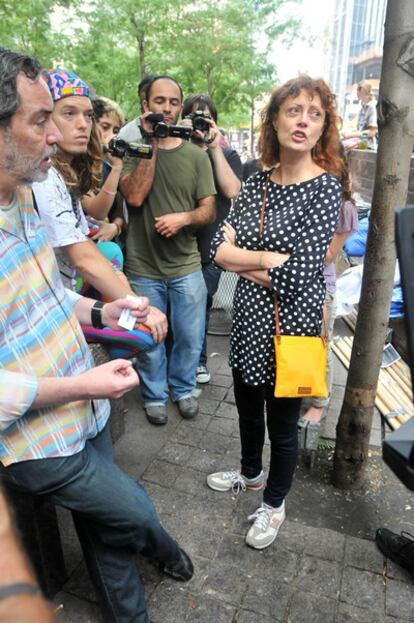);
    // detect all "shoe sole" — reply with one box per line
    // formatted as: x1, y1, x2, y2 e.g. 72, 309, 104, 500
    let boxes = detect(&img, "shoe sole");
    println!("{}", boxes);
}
206, 480, 264, 492
179, 410, 198, 420
146, 417, 168, 425
246, 513, 285, 550
245, 532, 278, 550
145, 412, 168, 425
196, 376, 210, 384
